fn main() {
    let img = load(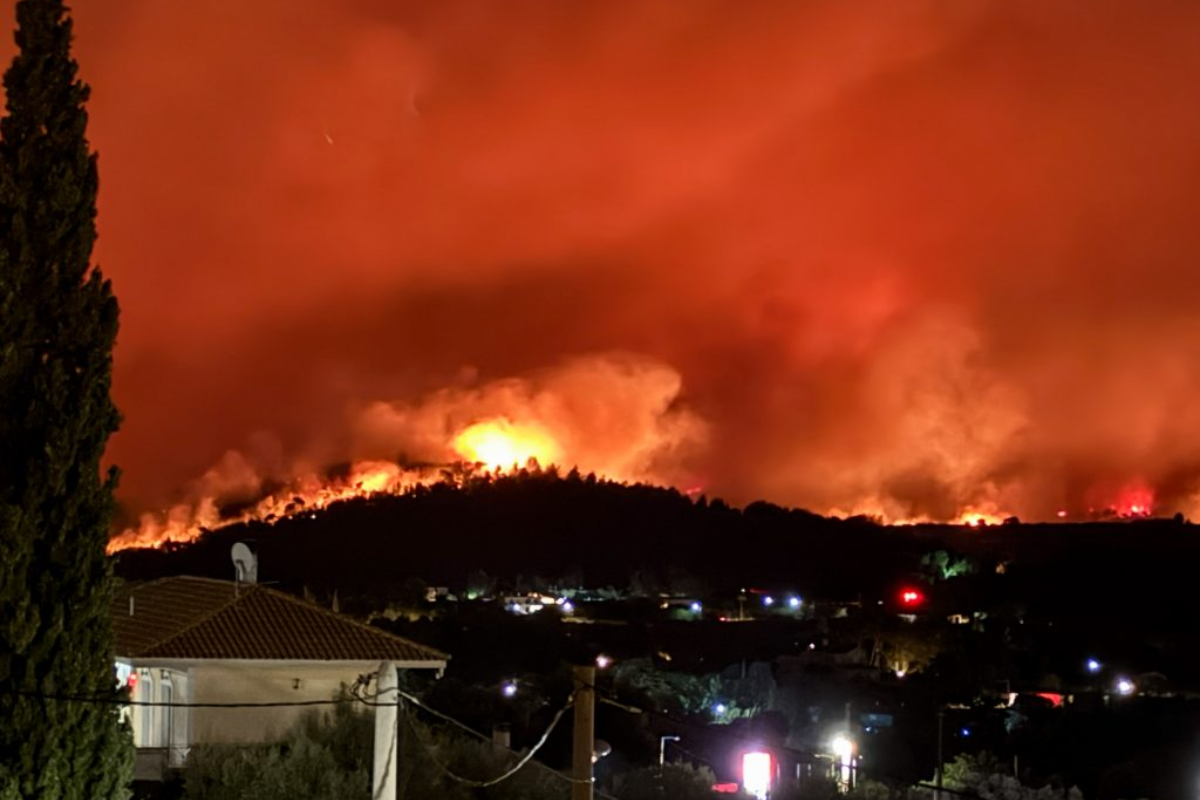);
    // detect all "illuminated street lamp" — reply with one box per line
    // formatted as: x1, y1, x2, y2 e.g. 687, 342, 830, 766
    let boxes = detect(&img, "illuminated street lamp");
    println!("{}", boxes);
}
501, 680, 518, 698
1115, 677, 1136, 696
831, 734, 856, 790
1086, 658, 1102, 674
659, 735, 680, 766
